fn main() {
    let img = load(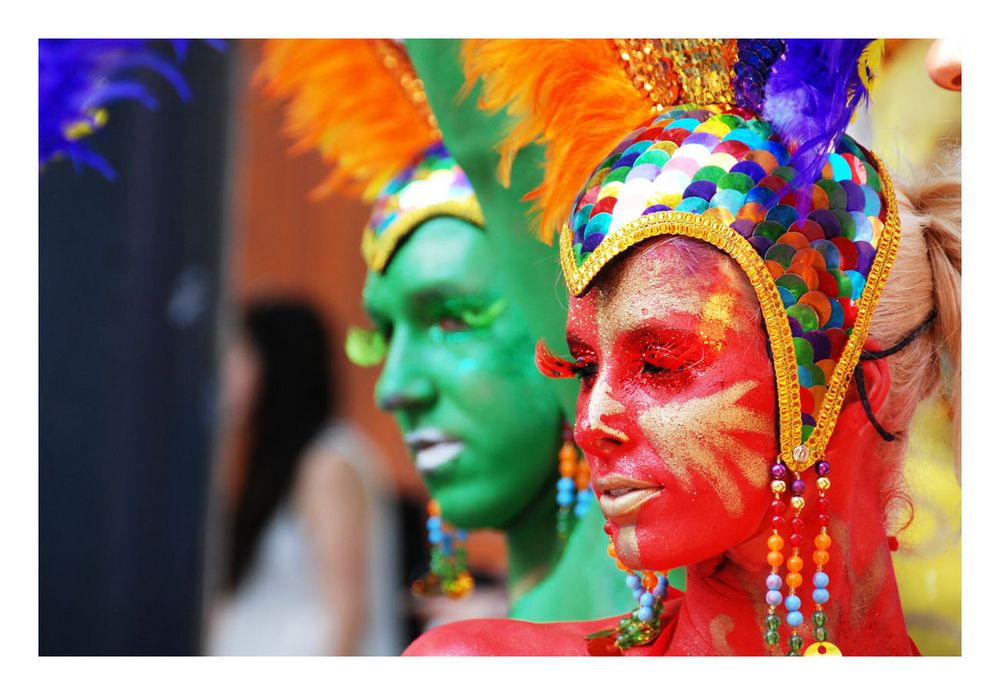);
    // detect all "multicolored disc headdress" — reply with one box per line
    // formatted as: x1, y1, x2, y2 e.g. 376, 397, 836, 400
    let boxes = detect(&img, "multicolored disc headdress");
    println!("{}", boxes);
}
362, 142, 483, 272
467, 38, 896, 473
